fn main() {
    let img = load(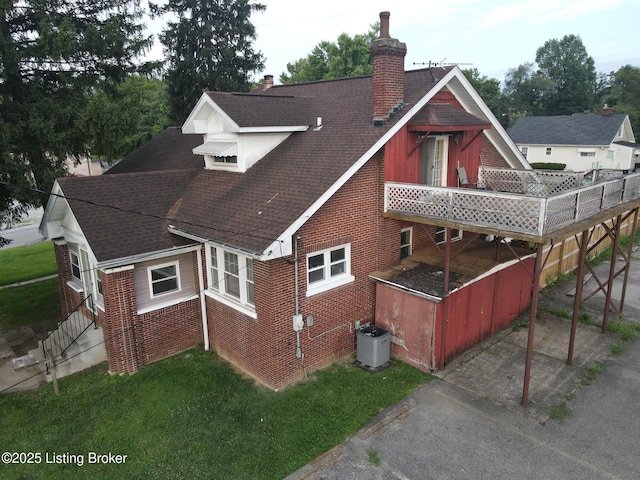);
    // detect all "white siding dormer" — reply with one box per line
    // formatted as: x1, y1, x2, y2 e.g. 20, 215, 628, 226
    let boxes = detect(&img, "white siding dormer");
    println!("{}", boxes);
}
183, 92, 309, 173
